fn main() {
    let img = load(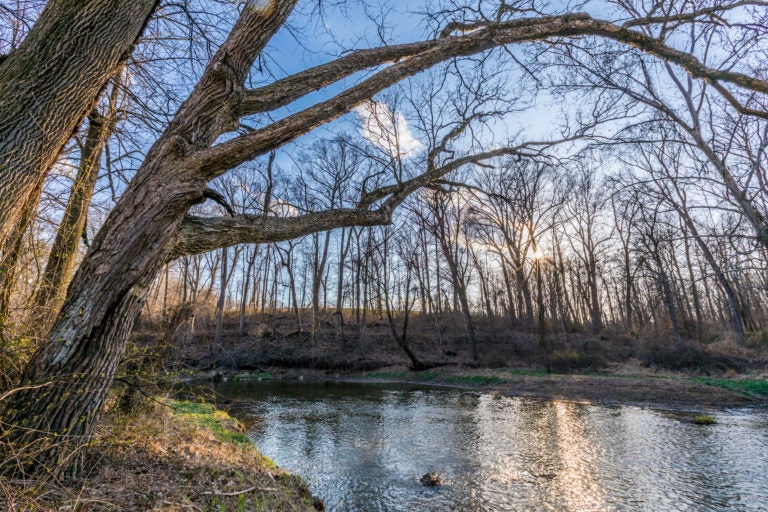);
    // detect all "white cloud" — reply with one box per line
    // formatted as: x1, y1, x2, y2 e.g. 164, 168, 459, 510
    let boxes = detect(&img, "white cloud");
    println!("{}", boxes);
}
50, 158, 78, 180
269, 199, 298, 217
354, 100, 423, 159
